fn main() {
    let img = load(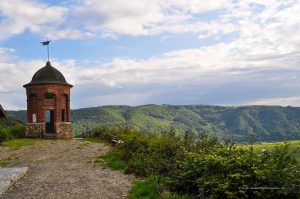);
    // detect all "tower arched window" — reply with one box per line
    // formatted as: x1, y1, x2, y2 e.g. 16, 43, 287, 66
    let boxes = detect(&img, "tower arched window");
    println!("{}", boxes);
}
44, 93, 55, 99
